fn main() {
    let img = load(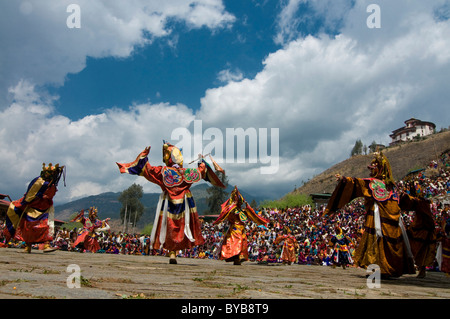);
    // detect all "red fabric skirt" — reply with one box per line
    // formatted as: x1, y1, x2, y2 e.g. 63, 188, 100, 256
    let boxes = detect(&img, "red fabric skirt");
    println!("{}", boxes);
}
15, 218, 52, 244
152, 212, 205, 251
220, 223, 248, 261
73, 231, 100, 253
